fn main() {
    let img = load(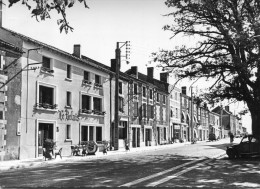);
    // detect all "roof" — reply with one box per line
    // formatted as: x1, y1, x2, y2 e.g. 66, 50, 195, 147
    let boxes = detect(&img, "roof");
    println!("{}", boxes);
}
0, 27, 114, 74
0, 38, 24, 58
125, 68, 168, 93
